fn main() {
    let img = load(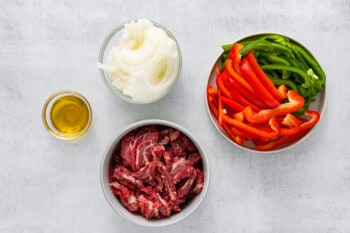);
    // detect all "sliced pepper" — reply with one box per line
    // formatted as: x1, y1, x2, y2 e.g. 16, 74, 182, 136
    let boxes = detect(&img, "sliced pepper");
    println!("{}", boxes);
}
225, 59, 255, 94
207, 99, 238, 142
216, 72, 232, 98
234, 136, 245, 146
256, 110, 320, 151
208, 86, 236, 138
217, 89, 224, 126
290, 42, 326, 86
299, 110, 320, 131
239, 39, 274, 56
243, 90, 305, 123
222, 124, 238, 142
230, 126, 256, 145
280, 113, 300, 136
233, 112, 244, 121
220, 96, 245, 113
268, 75, 299, 93
240, 58, 280, 109
228, 43, 244, 75
246, 51, 287, 101
256, 129, 309, 151
223, 76, 263, 112
278, 85, 288, 97
221, 115, 280, 139
256, 51, 291, 79
215, 64, 221, 76
261, 64, 312, 88
225, 75, 267, 110
207, 86, 218, 118
207, 85, 217, 97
